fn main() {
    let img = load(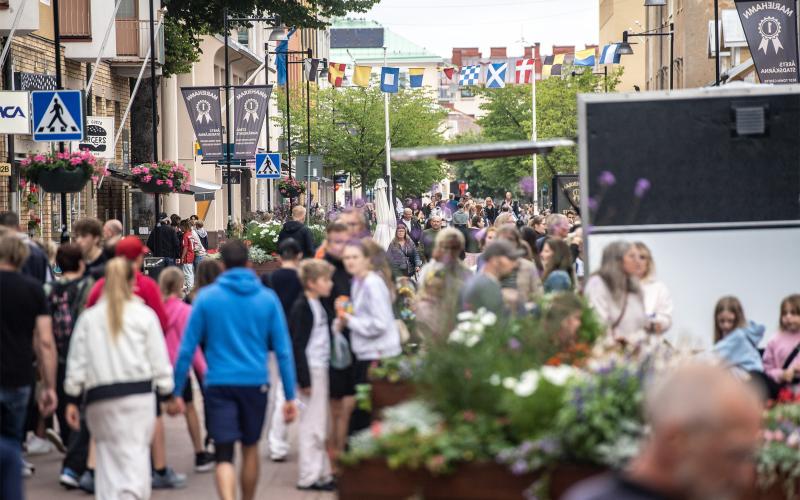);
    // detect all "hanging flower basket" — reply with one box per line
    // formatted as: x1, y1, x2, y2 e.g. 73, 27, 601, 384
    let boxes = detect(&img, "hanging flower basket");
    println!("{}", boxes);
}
278, 177, 305, 198
132, 161, 190, 194
20, 151, 106, 193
